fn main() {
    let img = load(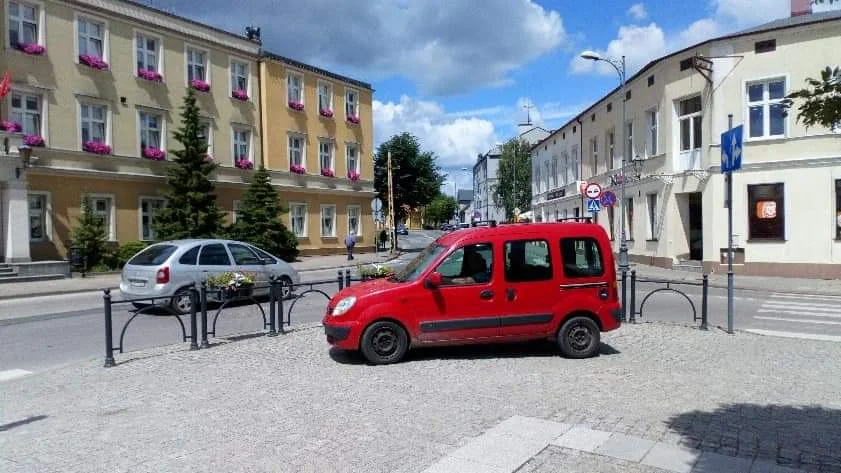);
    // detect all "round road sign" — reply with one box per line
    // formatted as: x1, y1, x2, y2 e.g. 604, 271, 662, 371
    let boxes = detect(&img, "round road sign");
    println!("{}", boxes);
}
600, 190, 617, 207
370, 198, 383, 213
585, 182, 602, 200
